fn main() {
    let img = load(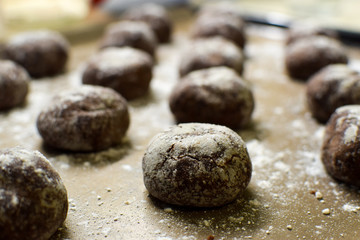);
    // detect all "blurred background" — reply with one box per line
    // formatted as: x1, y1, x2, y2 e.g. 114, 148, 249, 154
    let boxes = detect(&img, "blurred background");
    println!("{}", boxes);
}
1, 0, 360, 41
